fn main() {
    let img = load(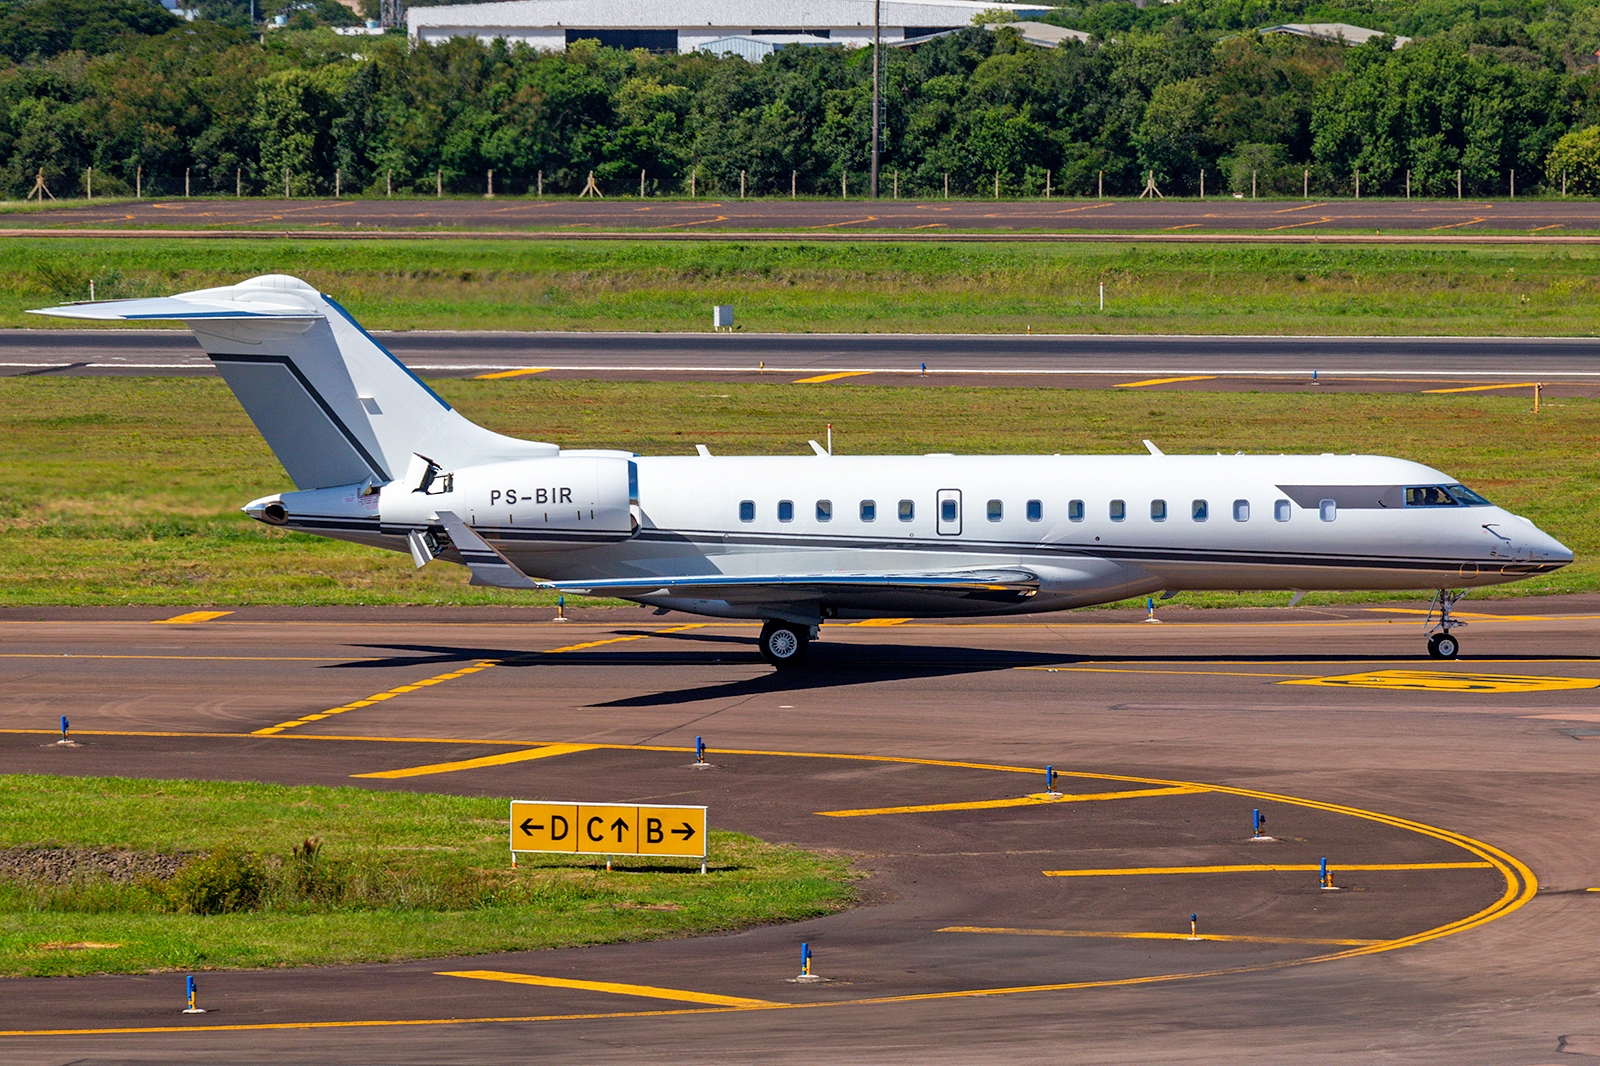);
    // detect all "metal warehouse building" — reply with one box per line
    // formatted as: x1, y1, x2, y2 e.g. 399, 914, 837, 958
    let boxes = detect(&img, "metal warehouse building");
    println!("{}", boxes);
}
407, 0, 1052, 52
